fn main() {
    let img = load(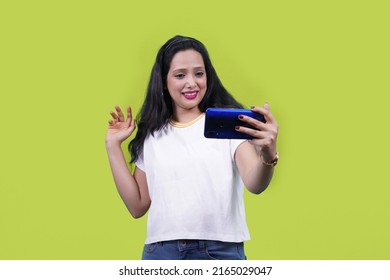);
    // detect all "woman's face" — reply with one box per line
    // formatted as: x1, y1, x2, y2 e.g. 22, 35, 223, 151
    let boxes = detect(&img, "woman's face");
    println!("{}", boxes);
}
166, 49, 207, 120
